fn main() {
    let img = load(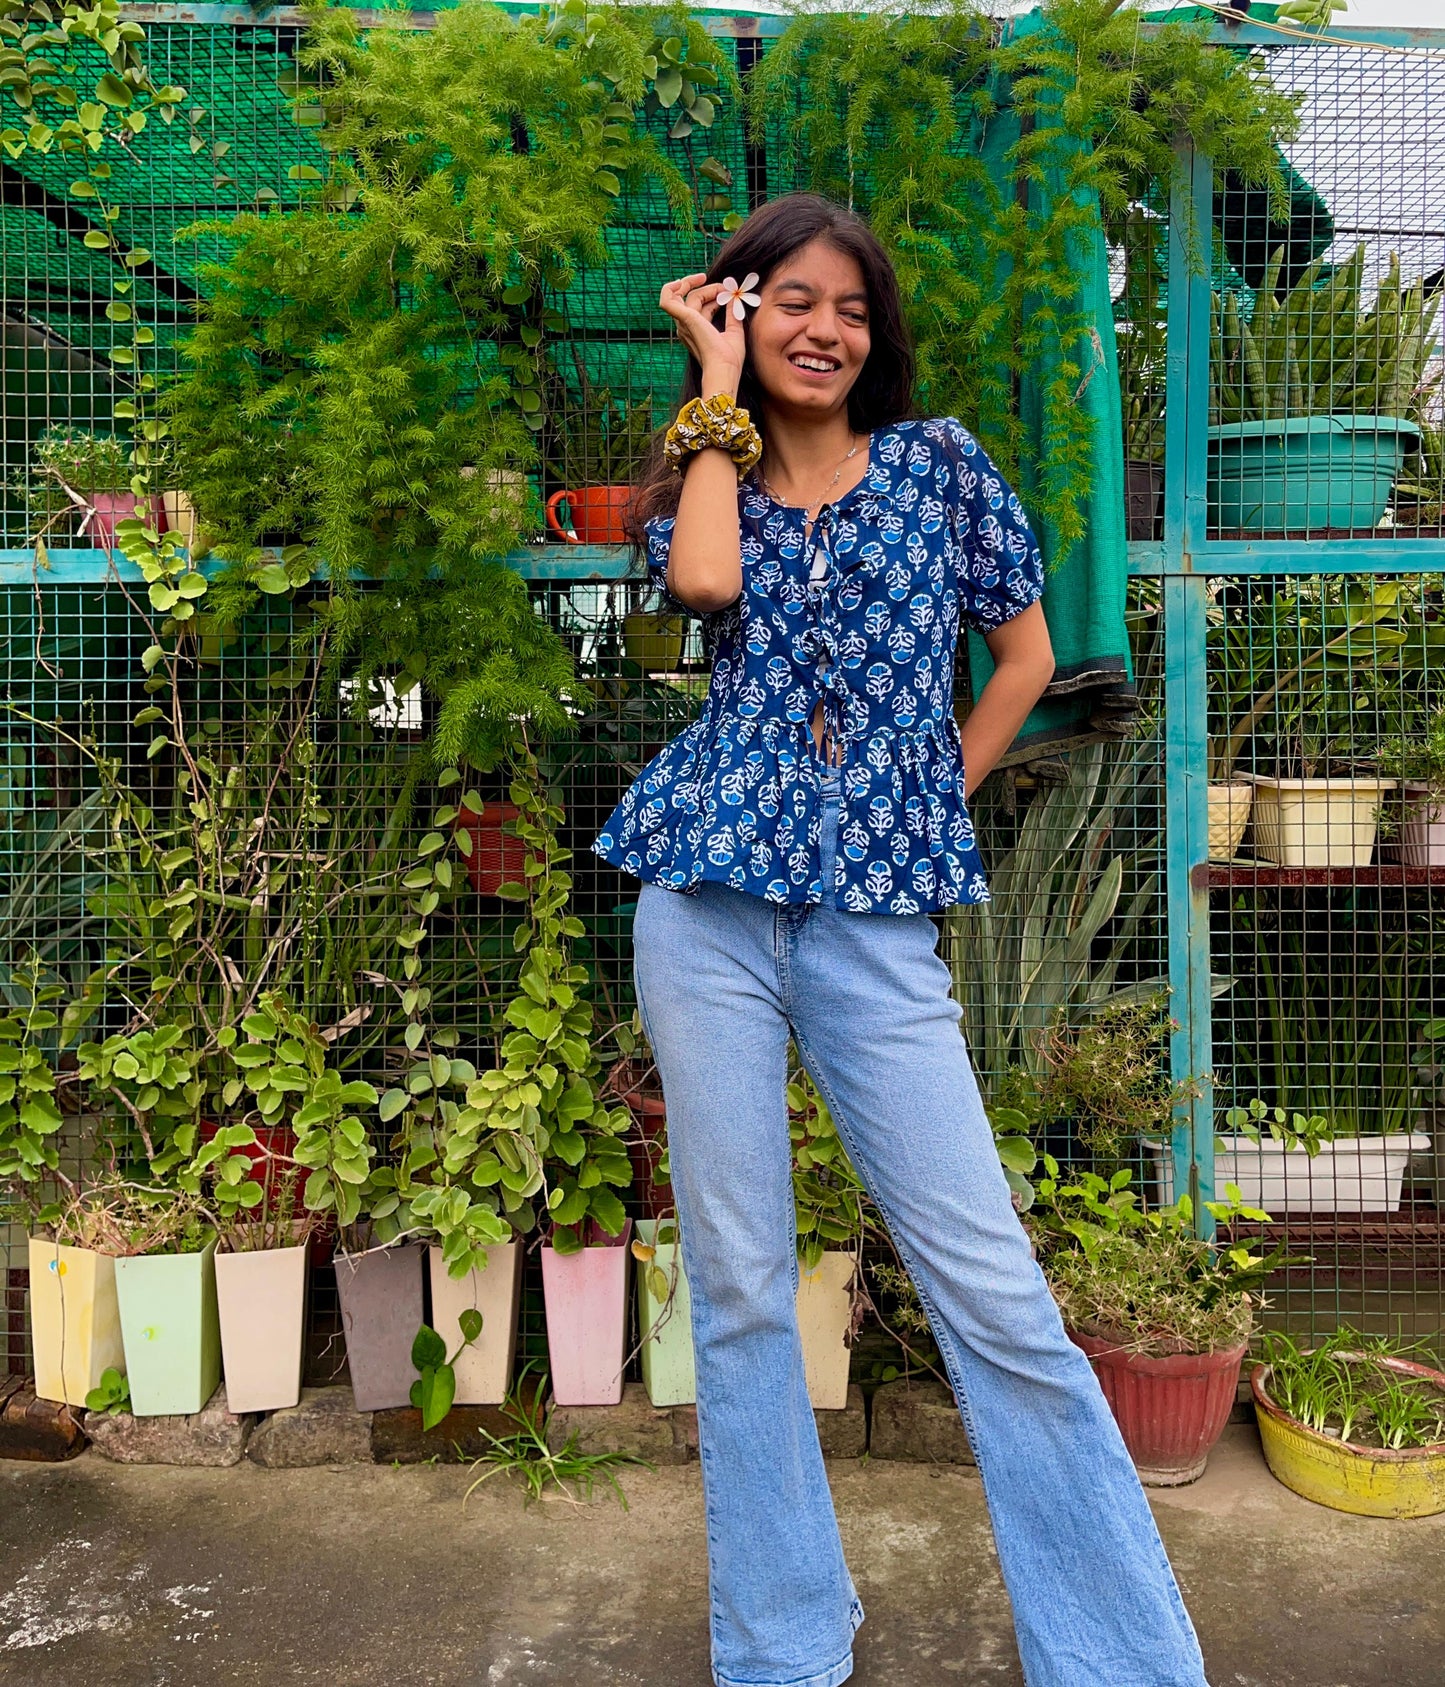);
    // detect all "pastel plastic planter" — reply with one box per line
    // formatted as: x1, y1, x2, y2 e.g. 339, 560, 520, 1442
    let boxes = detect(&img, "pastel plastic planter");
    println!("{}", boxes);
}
796, 1252, 856, 1410
1071, 1330, 1247, 1486
215, 1243, 308, 1414
114, 1234, 222, 1417
1150, 1132, 1430, 1214
635, 1219, 695, 1408
541, 1222, 631, 1406
1397, 784, 1445, 866
1207, 782, 1253, 861
1247, 774, 1395, 868
82, 490, 165, 549
428, 1241, 521, 1405
1252, 1355, 1445, 1518
1207, 415, 1420, 533
334, 1241, 426, 1412
27, 1236, 125, 1408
